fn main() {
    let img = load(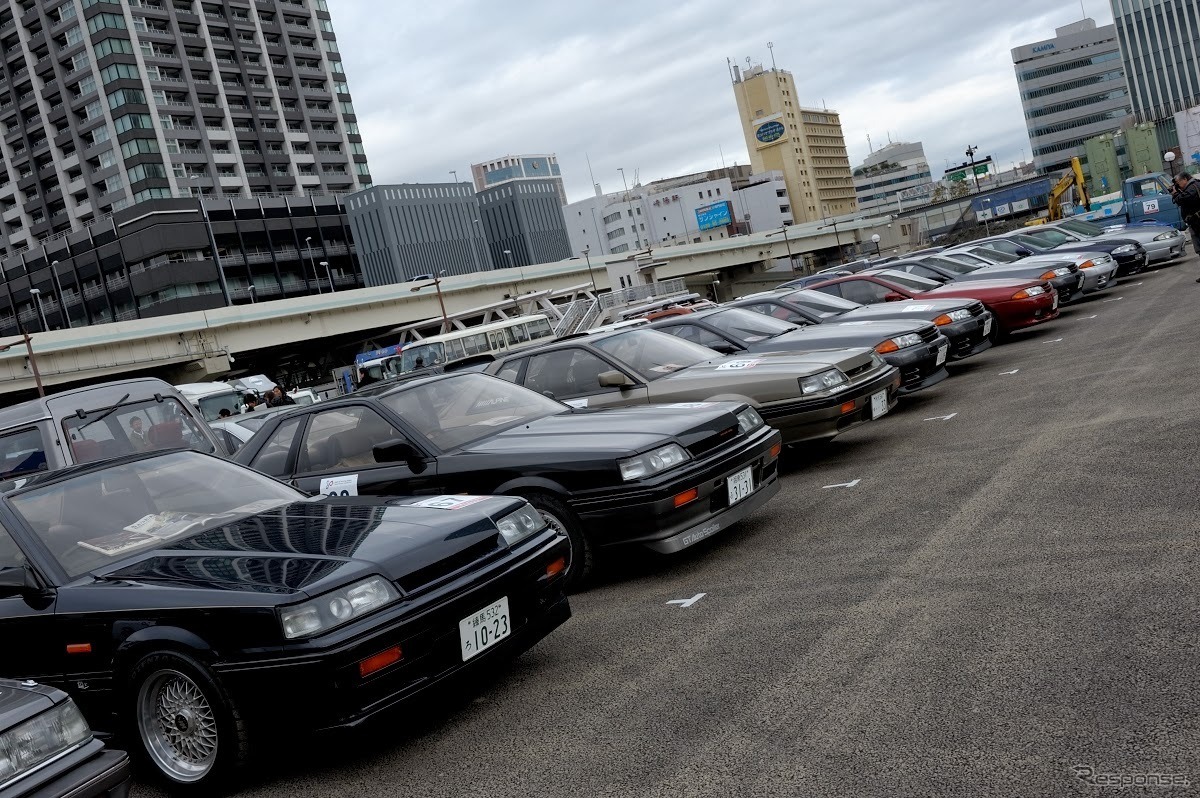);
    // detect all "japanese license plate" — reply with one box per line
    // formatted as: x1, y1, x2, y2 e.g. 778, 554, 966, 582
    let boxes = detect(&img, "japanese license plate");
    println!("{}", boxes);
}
871, 390, 889, 420
727, 466, 754, 506
1052, 292, 1060, 309
935, 344, 948, 366
459, 596, 510, 661
983, 317, 993, 337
